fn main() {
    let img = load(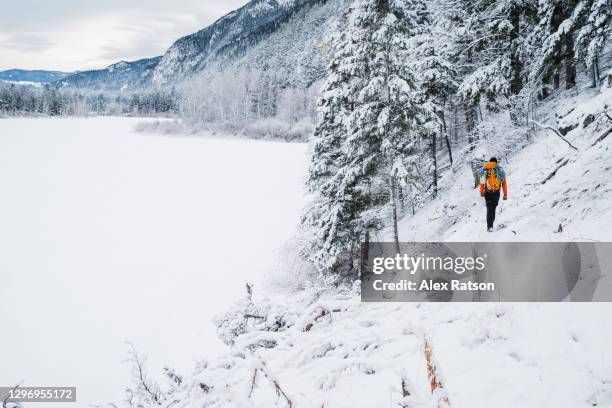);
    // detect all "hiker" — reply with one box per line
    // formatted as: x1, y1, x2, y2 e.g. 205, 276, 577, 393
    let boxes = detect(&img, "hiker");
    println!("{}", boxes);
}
479, 158, 508, 232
